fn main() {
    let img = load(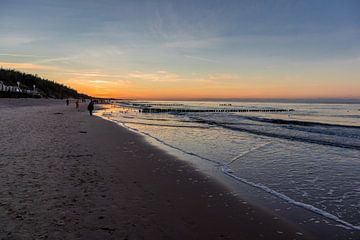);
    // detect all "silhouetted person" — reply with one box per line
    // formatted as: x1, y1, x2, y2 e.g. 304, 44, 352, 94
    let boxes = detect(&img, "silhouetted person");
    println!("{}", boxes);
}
66, 99, 69, 106
87, 100, 94, 116
75, 100, 79, 110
